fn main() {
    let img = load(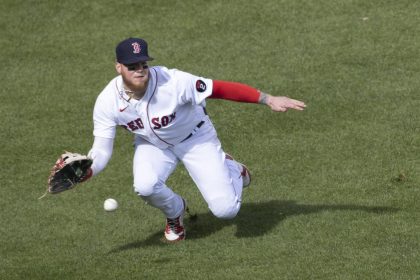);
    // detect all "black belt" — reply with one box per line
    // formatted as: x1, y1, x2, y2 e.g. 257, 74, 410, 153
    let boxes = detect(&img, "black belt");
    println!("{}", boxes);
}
181, 121, 205, 142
